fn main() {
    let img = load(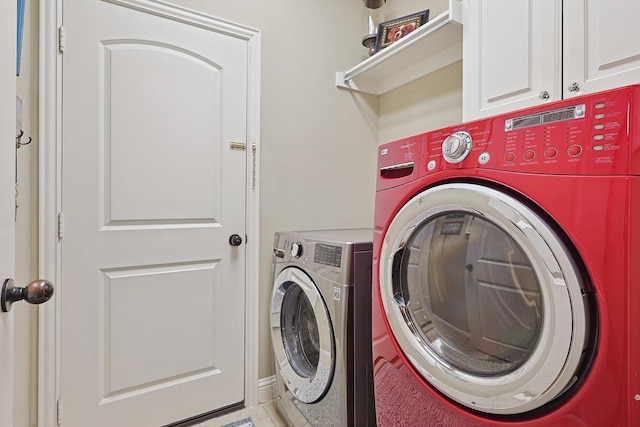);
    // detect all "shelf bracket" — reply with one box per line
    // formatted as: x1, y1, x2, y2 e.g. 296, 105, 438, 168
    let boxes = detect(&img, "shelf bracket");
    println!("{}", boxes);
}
335, 71, 368, 94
